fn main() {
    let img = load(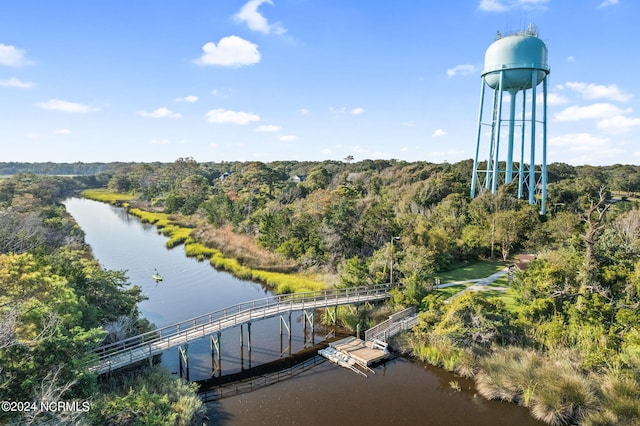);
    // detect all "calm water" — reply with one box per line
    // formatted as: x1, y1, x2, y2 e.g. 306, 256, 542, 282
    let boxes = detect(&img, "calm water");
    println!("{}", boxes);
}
64, 198, 541, 425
